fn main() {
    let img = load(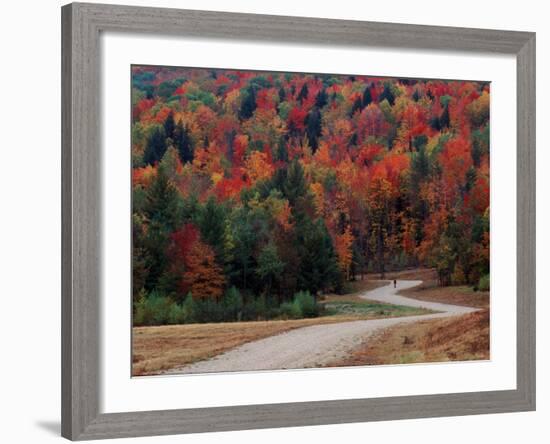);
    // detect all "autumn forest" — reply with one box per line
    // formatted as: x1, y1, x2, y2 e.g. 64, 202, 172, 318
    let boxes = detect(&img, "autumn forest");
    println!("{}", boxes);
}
131, 65, 490, 327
